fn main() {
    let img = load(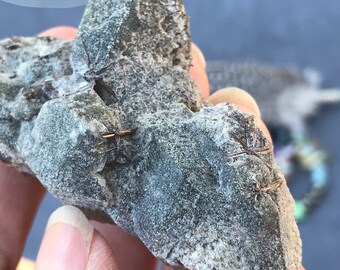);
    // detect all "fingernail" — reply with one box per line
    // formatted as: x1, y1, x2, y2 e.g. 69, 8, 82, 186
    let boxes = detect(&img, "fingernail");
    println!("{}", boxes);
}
36, 205, 94, 270
46, 205, 94, 253
191, 43, 206, 69
209, 87, 262, 118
